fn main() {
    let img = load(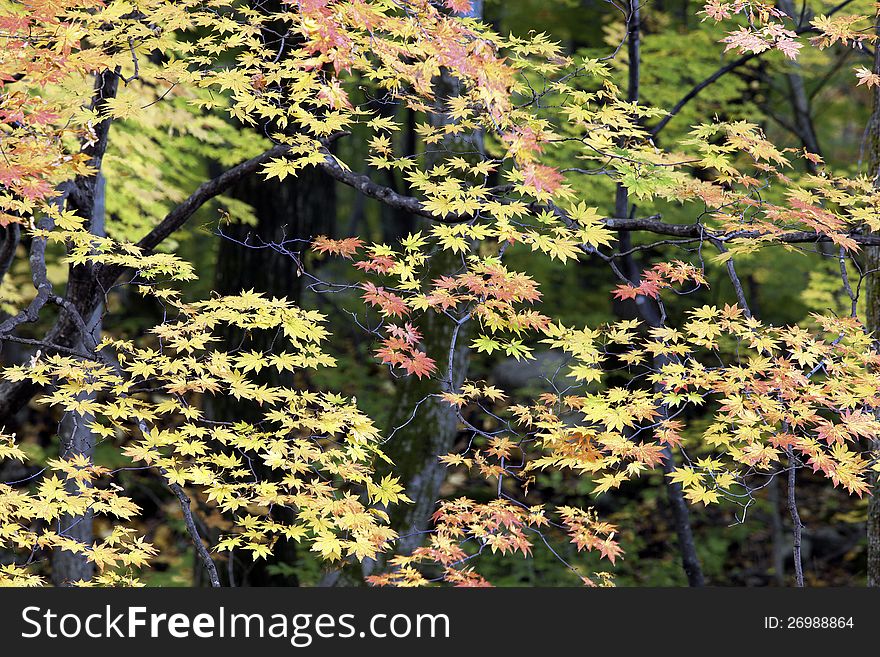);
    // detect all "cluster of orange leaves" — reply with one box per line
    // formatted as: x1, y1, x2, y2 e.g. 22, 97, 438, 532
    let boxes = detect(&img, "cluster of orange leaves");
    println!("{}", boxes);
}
613, 261, 708, 301
367, 499, 618, 587
374, 322, 438, 379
